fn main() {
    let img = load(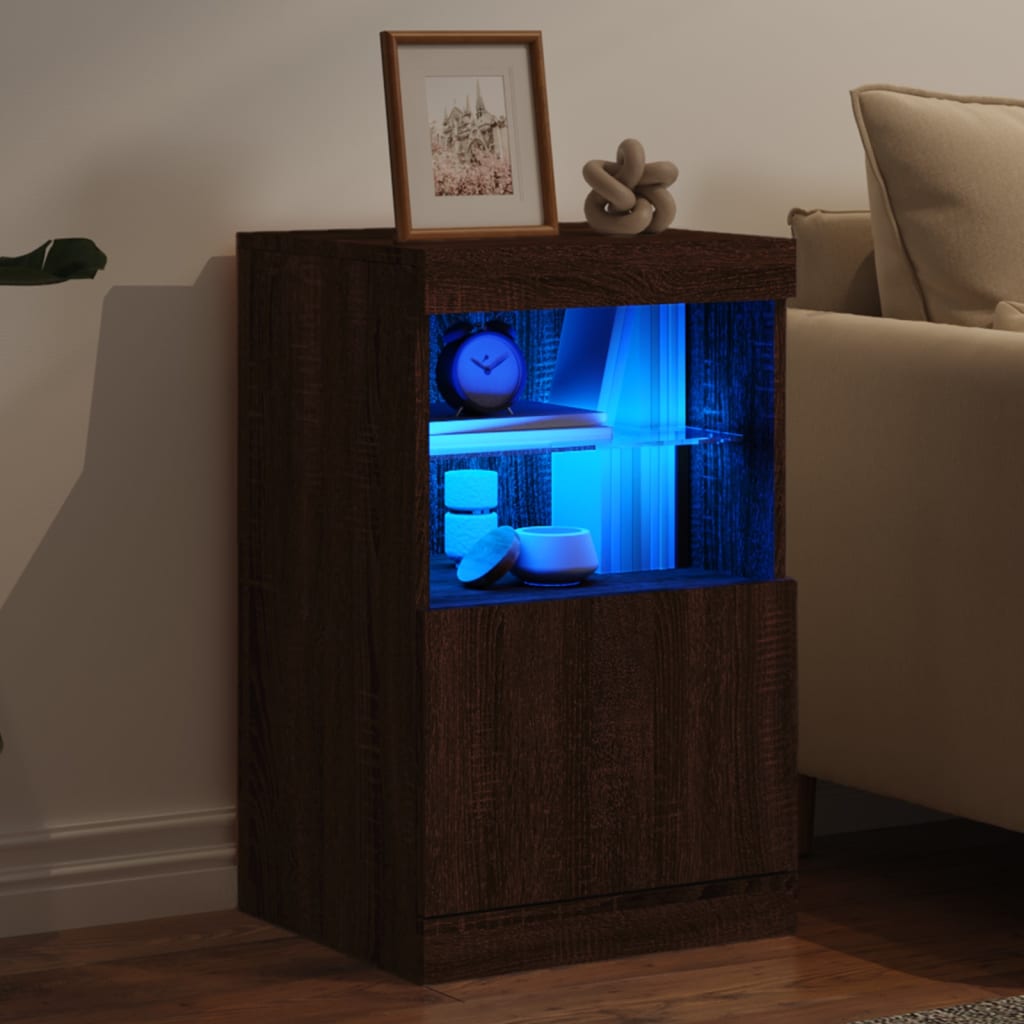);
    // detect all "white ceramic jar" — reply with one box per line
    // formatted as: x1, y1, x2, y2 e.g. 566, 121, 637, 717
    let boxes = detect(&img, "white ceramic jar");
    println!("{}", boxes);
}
443, 470, 499, 562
